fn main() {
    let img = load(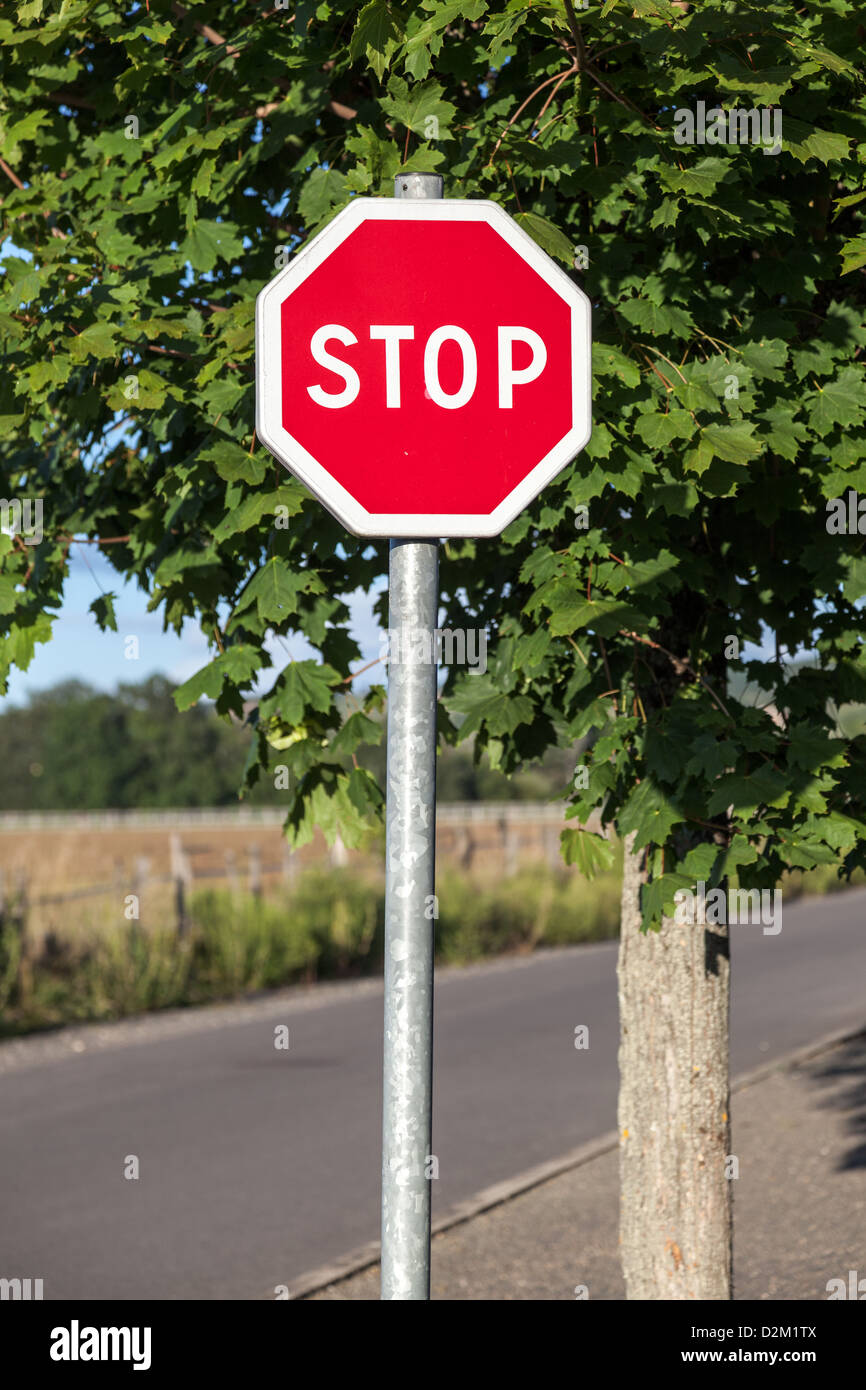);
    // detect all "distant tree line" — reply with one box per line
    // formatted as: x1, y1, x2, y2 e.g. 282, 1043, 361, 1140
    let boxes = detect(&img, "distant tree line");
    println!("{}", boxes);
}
0, 676, 574, 811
